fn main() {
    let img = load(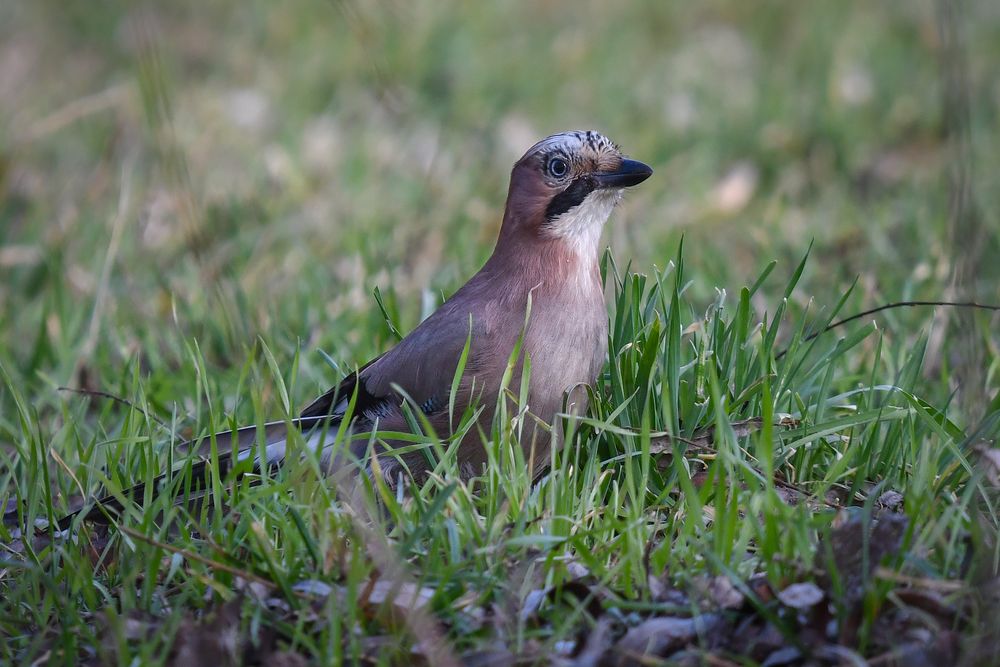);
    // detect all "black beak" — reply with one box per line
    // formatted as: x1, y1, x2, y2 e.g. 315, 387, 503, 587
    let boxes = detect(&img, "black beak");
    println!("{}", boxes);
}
594, 158, 653, 189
